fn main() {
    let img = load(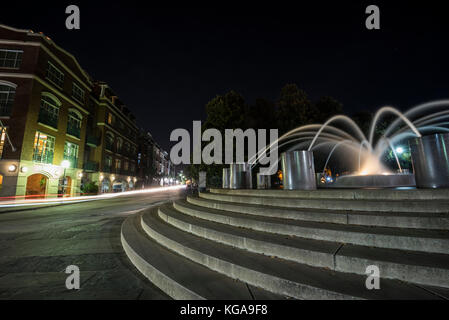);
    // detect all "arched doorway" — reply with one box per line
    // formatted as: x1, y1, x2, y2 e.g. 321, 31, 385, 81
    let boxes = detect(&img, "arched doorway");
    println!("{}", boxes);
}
26, 174, 48, 199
